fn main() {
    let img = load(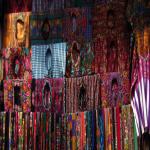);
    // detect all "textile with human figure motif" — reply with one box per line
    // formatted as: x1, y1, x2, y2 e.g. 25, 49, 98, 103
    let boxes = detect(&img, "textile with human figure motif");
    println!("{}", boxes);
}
2, 48, 32, 81
65, 74, 100, 113
30, 14, 63, 44
101, 72, 130, 107
4, 80, 31, 112
3, 12, 30, 48
66, 41, 94, 77
63, 7, 92, 42
92, 38, 130, 75
32, 78, 65, 113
